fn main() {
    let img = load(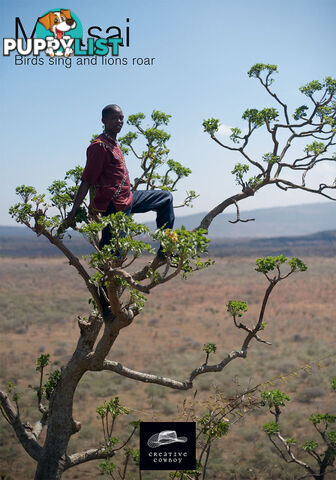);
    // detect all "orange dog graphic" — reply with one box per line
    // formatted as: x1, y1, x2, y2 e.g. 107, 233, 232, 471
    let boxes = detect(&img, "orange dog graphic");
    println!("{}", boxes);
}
38, 10, 76, 57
